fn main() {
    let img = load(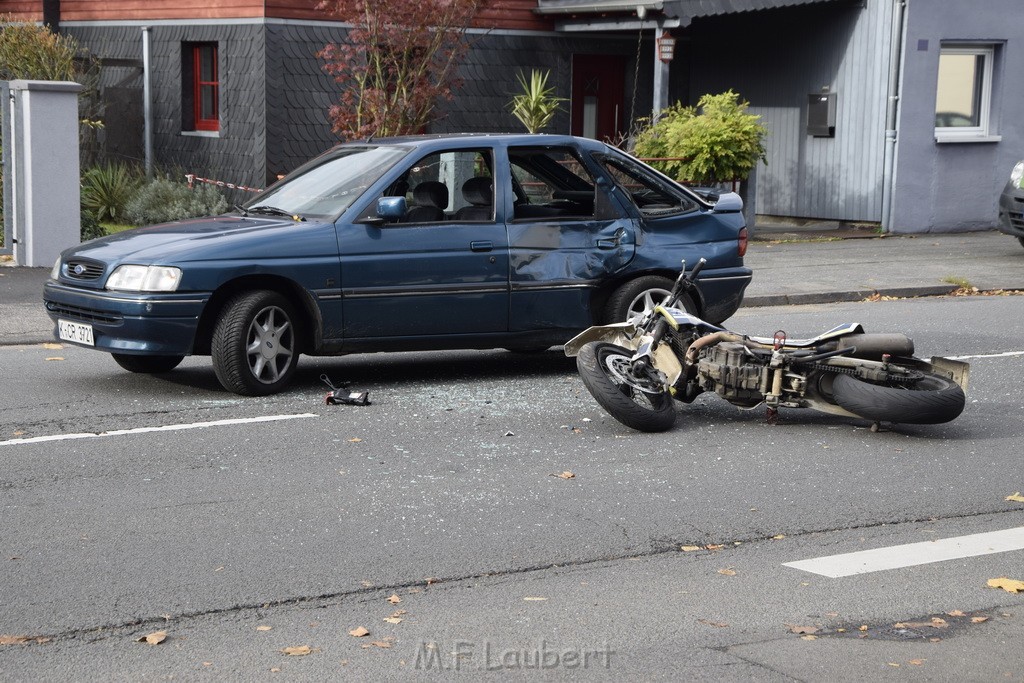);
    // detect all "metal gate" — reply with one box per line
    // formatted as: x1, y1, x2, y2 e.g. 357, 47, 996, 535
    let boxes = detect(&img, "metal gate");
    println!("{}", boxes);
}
1, 81, 12, 257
